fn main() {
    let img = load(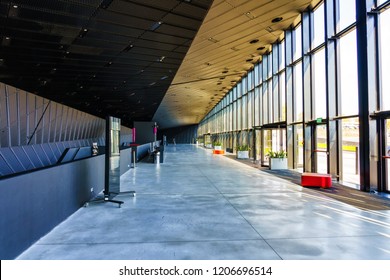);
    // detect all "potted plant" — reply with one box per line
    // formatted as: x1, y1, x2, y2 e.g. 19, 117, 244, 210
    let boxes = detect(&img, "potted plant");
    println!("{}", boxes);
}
213, 141, 222, 151
205, 142, 213, 149
267, 150, 287, 170
236, 144, 250, 159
